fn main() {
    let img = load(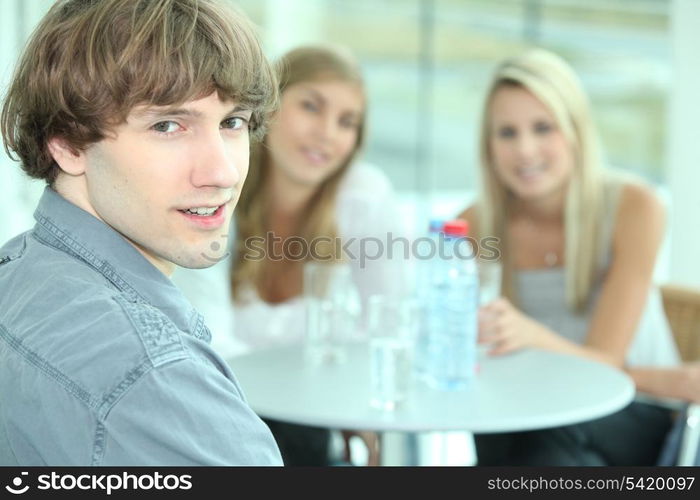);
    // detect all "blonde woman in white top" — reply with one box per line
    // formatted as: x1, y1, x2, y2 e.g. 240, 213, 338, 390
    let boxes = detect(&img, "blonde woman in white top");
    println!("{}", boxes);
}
459, 49, 689, 465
